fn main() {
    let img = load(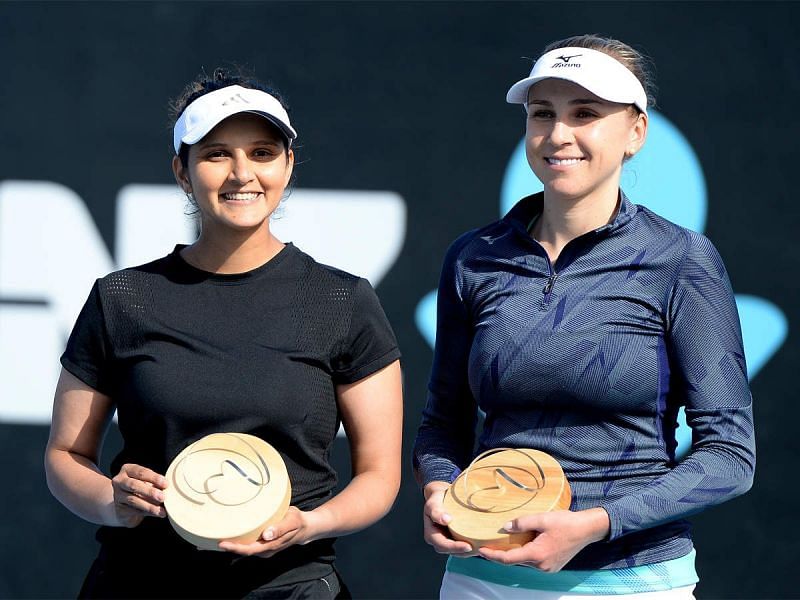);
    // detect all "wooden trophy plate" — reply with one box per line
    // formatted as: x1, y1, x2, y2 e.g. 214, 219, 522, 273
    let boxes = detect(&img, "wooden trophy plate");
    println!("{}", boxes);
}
442, 448, 571, 550
164, 433, 291, 551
